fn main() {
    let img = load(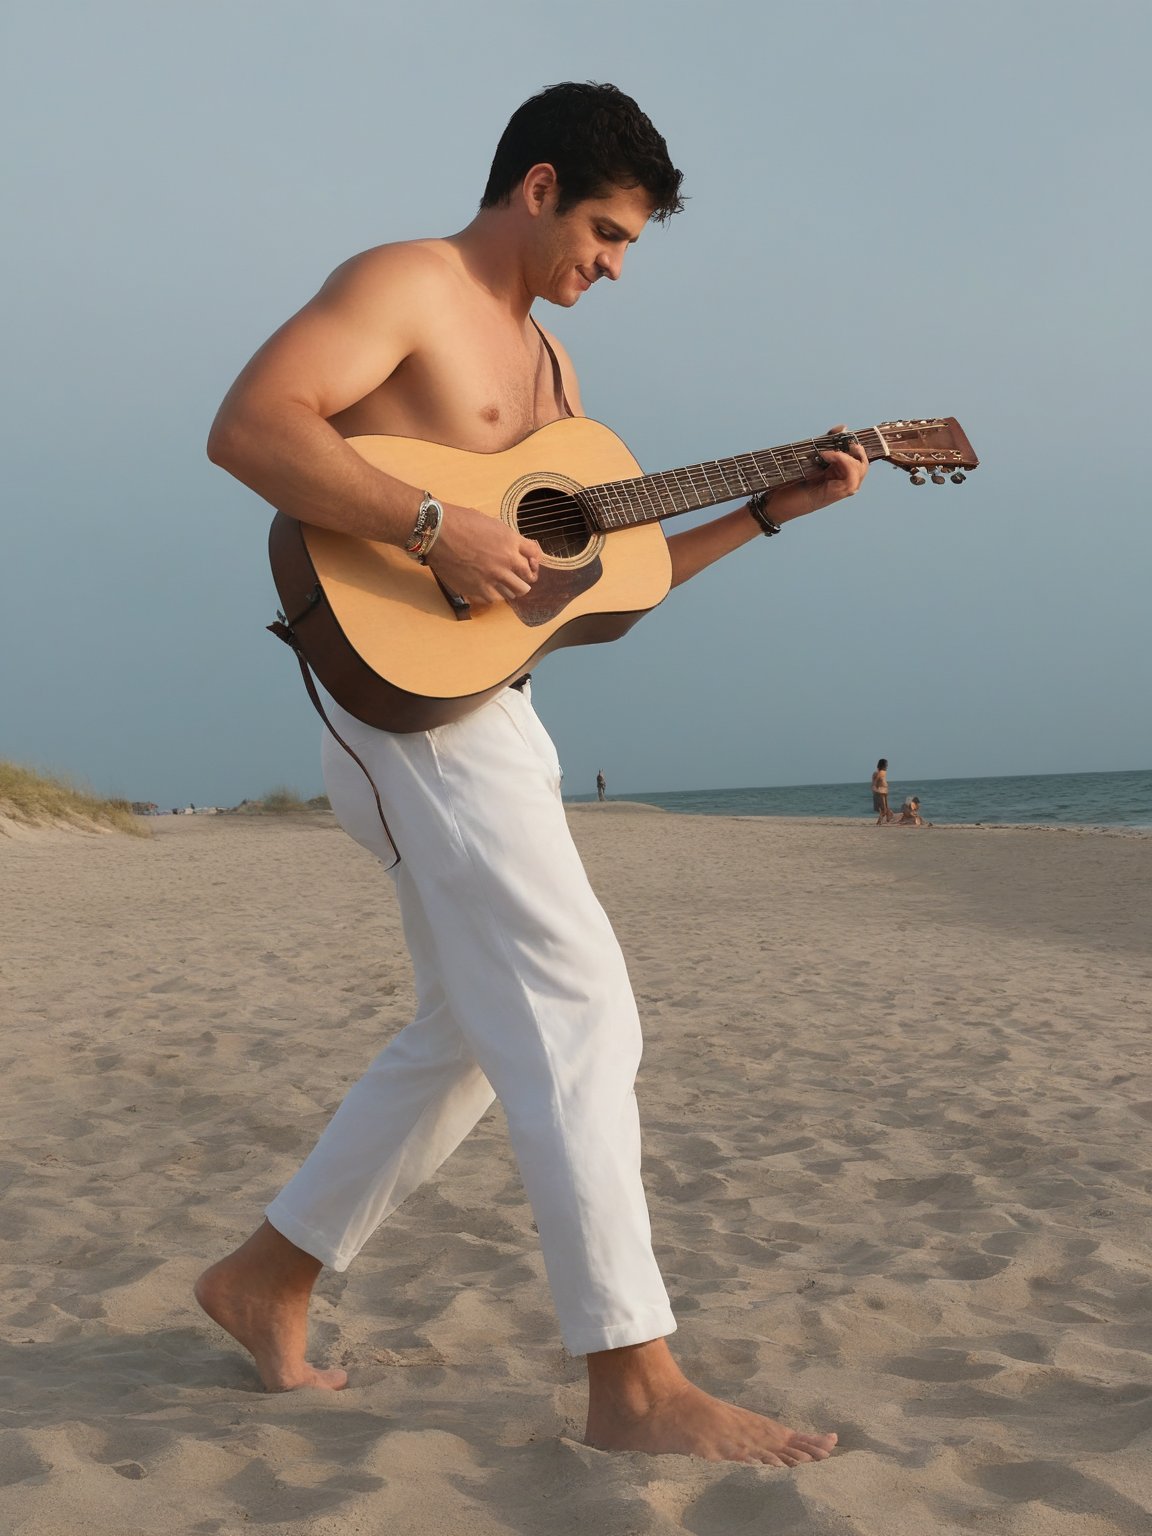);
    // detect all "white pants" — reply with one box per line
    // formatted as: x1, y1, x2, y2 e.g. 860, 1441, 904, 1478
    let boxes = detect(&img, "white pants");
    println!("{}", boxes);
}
265, 684, 676, 1356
